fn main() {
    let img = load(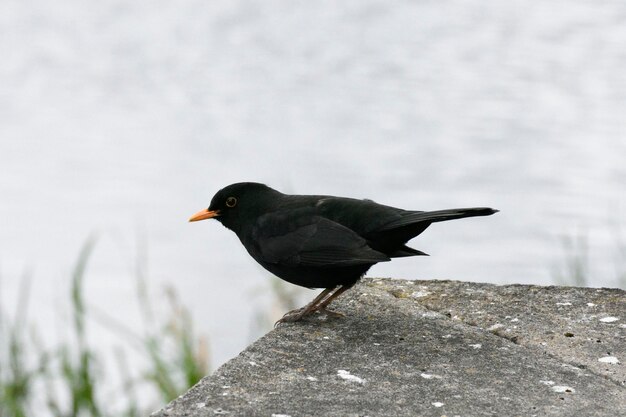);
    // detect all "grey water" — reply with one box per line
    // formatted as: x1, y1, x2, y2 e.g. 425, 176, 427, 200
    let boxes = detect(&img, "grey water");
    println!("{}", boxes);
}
1, 0, 625, 373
